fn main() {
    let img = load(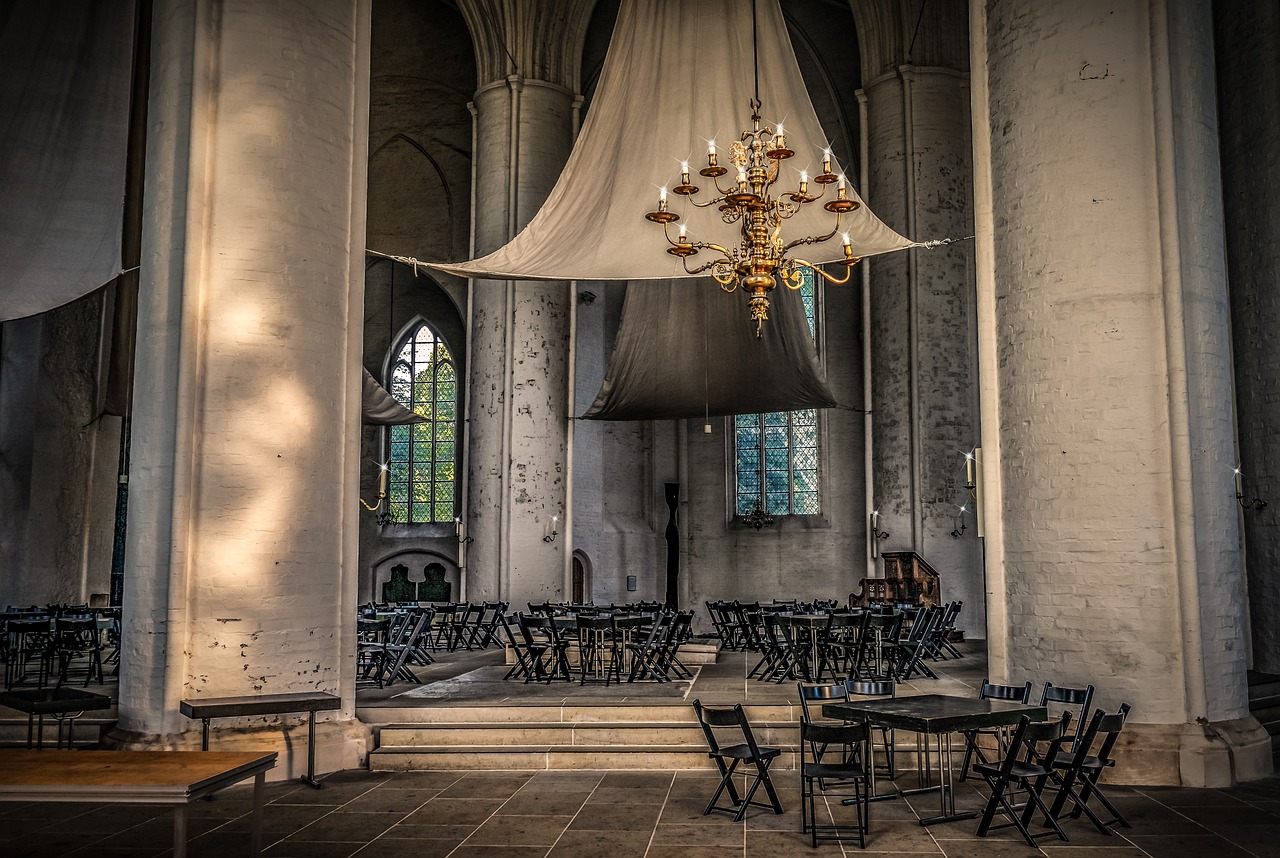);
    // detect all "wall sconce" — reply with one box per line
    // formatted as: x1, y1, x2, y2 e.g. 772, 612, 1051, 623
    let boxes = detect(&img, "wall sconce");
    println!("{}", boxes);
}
1234, 466, 1268, 510
455, 517, 474, 545
360, 461, 392, 526
579, 290, 597, 304
543, 514, 560, 543
869, 509, 889, 559
964, 449, 977, 494
950, 504, 968, 538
